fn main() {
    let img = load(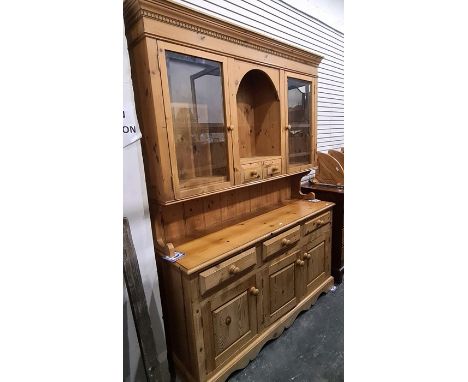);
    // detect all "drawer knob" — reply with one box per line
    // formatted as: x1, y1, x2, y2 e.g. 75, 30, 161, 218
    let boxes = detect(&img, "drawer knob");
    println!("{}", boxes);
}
272, 167, 279, 172
296, 259, 305, 266
227, 125, 234, 131
316, 219, 325, 225
249, 287, 260, 296
281, 238, 291, 246
303, 253, 311, 260
229, 265, 240, 275
285, 124, 291, 130
250, 170, 258, 177
225, 316, 232, 325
